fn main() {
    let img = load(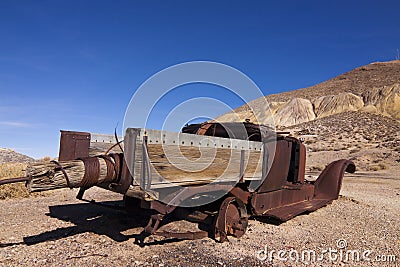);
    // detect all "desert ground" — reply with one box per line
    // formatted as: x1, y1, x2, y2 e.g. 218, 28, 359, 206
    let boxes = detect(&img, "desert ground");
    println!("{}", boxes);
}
0, 169, 399, 267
